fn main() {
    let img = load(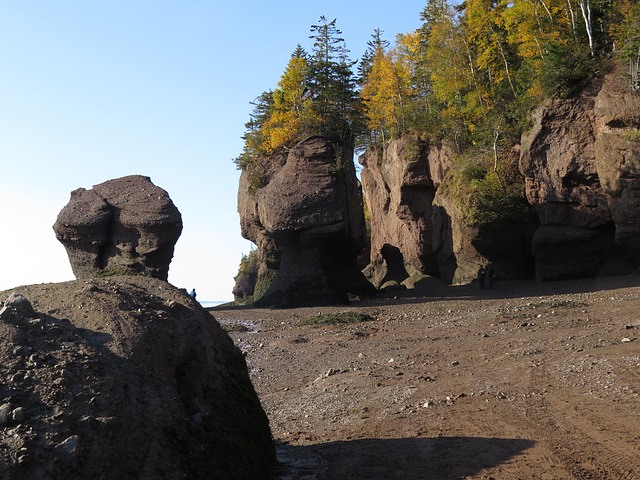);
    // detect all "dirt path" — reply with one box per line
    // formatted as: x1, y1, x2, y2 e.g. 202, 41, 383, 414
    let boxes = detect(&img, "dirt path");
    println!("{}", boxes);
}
212, 277, 640, 479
